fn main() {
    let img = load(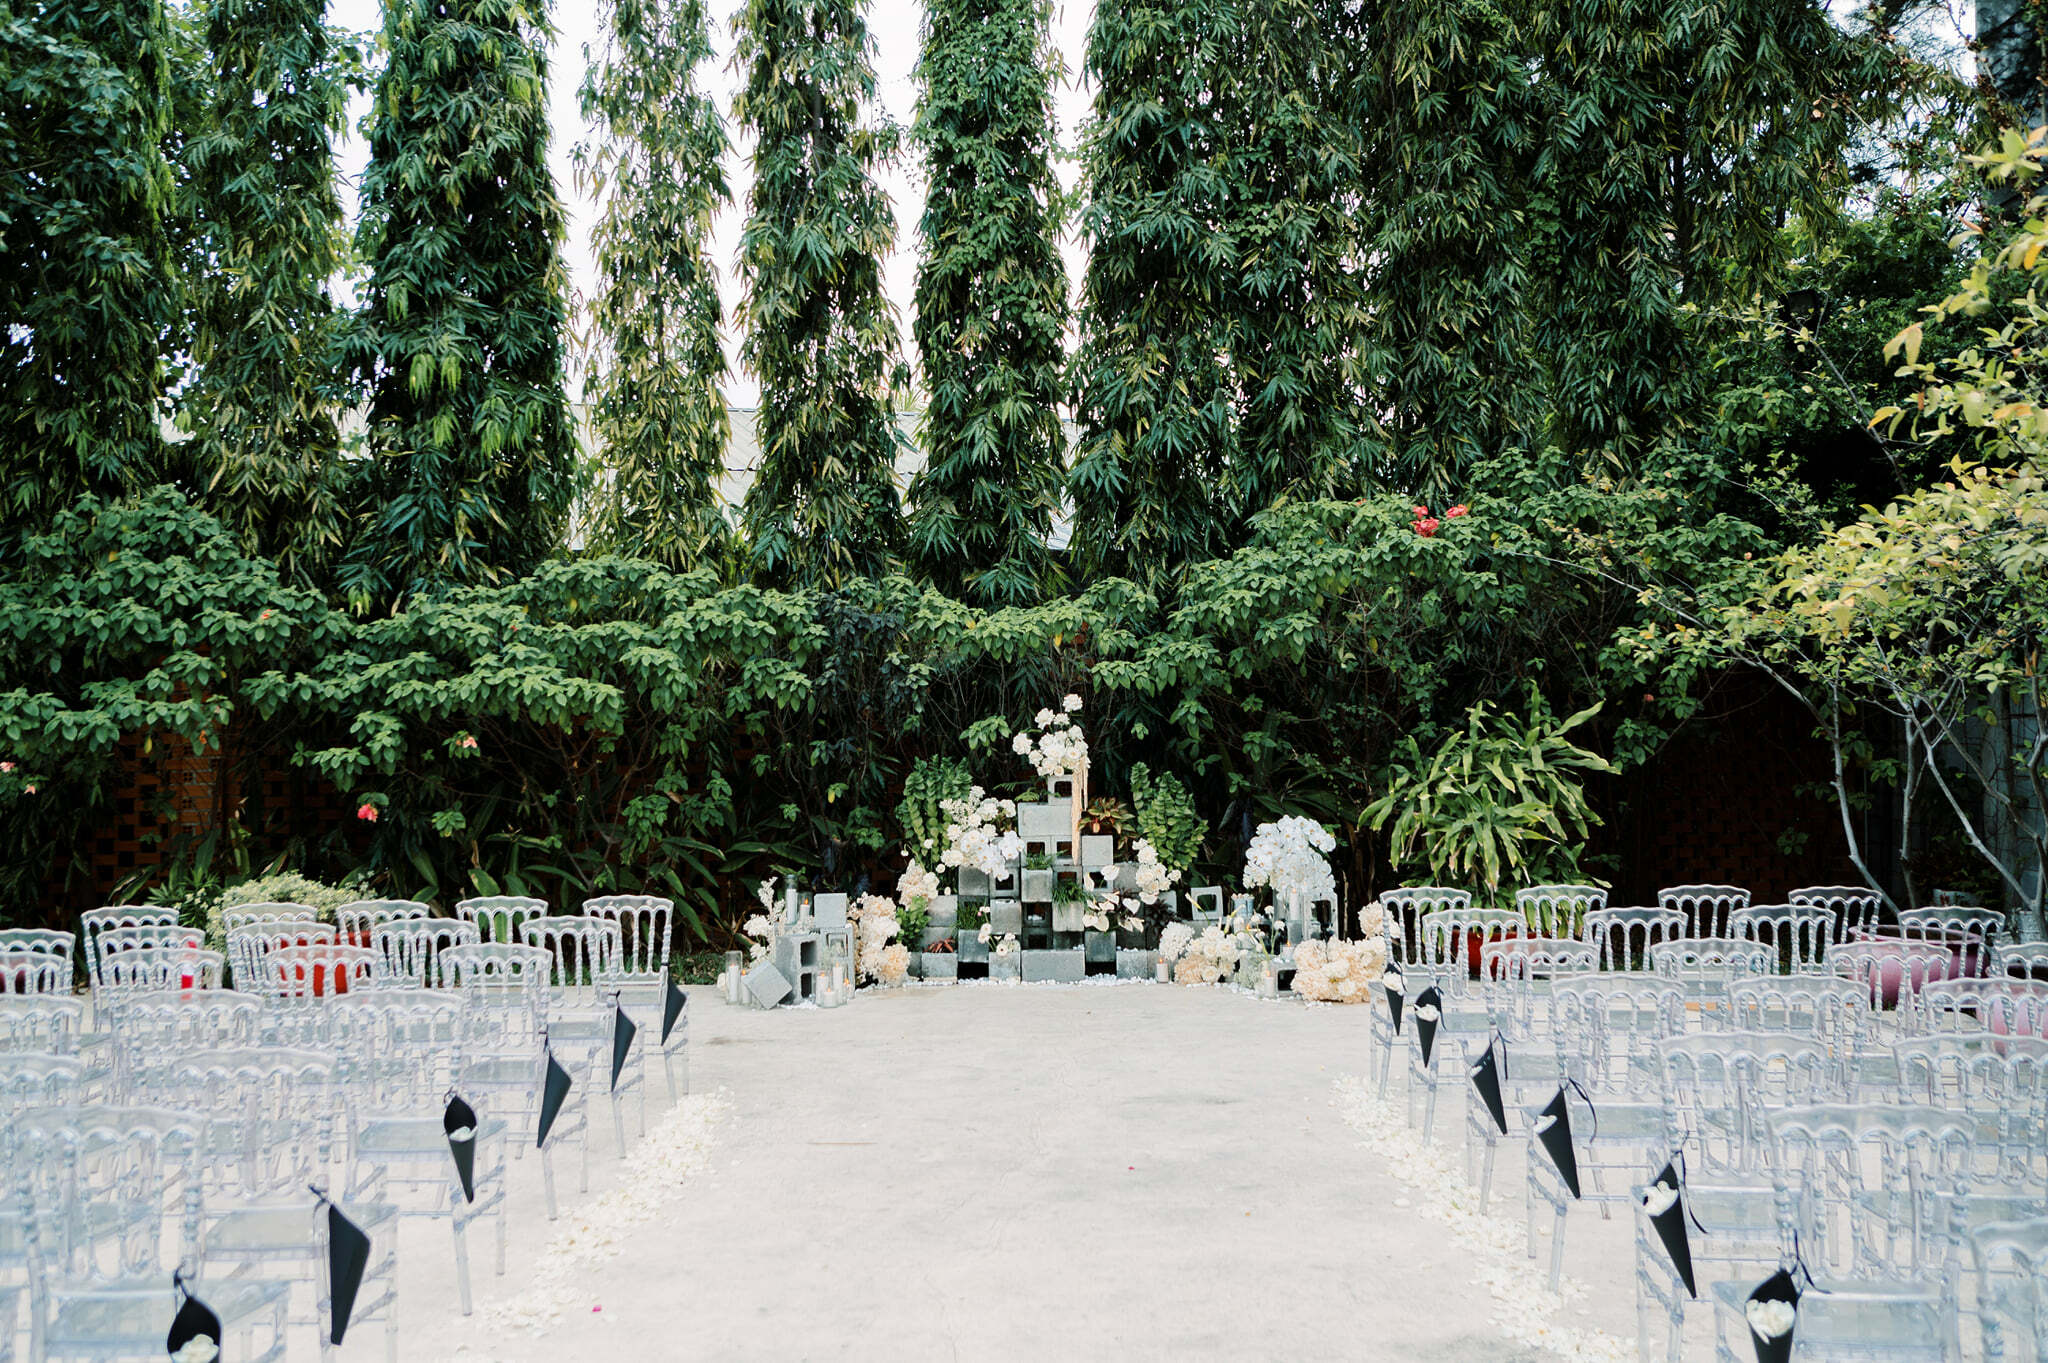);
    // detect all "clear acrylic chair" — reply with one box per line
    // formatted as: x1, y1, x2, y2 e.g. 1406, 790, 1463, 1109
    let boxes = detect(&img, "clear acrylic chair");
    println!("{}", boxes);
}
0, 1053, 91, 1115
370, 916, 479, 988
1710, 1103, 1978, 1363
521, 915, 644, 1151
101, 989, 264, 1099
1517, 884, 1607, 940
455, 895, 549, 945
1900, 905, 2005, 976
0, 949, 70, 996
1729, 904, 1836, 973
1999, 941, 2048, 982
227, 919, 337, 990
163, 1047, 400, 1361
1893, 1033, 2048, 1192
1790, 884, 1886, 943
0, 927, 75, 983
1404, 909, 1522, 1135
325, 989, 509, 1316
1968, 1217, 2048, 1363
1648, 937, 1772, 1004
336, 899, 430, 943
1726, 976, 1878, 1065
96, 943, 225, 994
1461, 941, 1600, 1207
1830, 938, 1960, 1019
1657, 885, 1751, 939
220, 902, 321, 935
256, 943, 375, 1005
7, 1105, 291, 1362
1580, 906, 1687, 972
443, 943, 589, 1216
78, 905, 176, 990
1913, 979, 2048, 1040
582, 895, 685, 1099
0, 996, 86, 1055
1379, 887, 1473, 968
